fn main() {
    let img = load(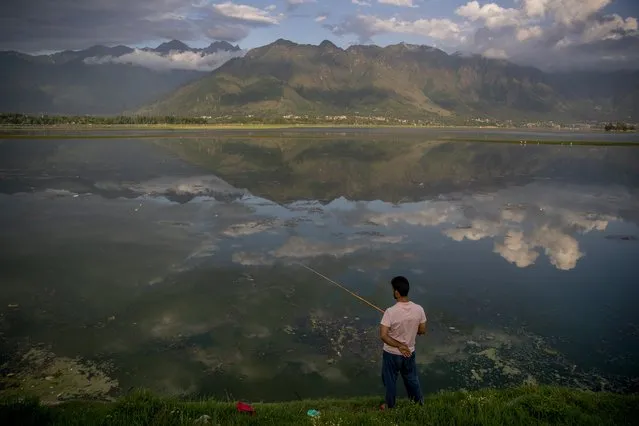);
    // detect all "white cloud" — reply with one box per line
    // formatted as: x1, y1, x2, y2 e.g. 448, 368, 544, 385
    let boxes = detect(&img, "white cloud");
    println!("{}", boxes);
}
446, 217, 588, 271
443, 219, 501, 242
366, 203, 459, 227
533, 226, 584, 270
315, 15, 328, 22
455, 1, 521, 29
544, 0, 612, 26
360, 182, 635, 271
516, 25, 543, 41
352, 0, 372, 6
378, 0, 418, 7
501, 208, 526, 223
522, 0, 549, 18
230, 232, 406, 267
494, 230, 539, 268
84, 48, 245, 71
272, 236, 366, 259
437, 185, 624, 270
499, 0, 614, 27
346, 15, 466, 42
369, 235, 405, 244
222, 220, 276, 237
580, 14, 638, 44
213, 2, 281, 25
538, 208, 614, 233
